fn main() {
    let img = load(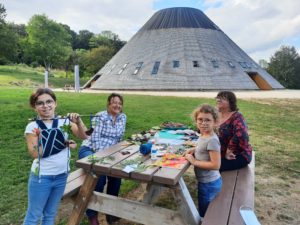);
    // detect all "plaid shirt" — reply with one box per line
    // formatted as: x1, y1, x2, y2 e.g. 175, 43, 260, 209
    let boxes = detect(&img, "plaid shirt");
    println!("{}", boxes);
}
82, 110, 126, 151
